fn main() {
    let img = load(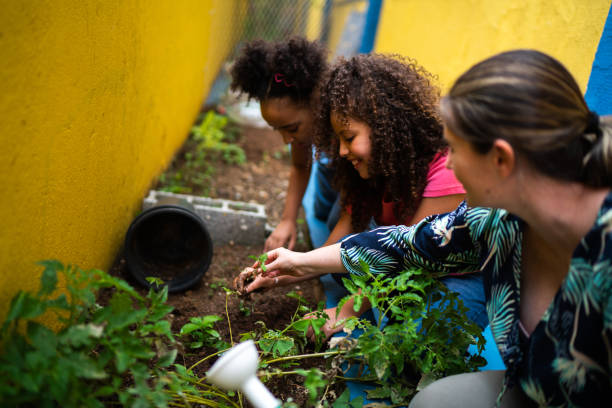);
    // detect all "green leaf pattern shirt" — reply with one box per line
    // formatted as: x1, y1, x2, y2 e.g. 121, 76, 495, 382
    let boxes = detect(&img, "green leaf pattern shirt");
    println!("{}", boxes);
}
339, 198, 612, 406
